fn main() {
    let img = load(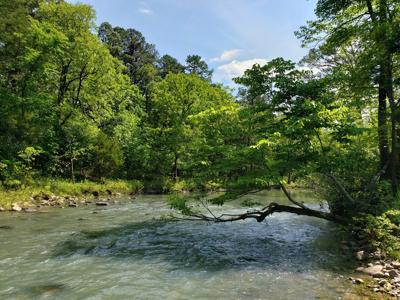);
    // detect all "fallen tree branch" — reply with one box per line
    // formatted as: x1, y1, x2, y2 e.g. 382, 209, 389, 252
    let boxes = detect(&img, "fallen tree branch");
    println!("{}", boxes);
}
174, 202, 346, 224
325, 173, 356, 204
278, 181, 308, 209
